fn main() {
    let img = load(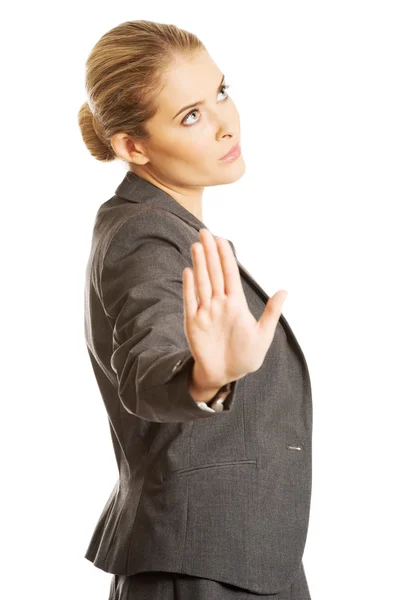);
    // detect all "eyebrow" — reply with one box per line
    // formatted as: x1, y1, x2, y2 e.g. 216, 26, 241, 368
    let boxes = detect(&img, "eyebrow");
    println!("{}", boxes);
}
173, 74, 225, 120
